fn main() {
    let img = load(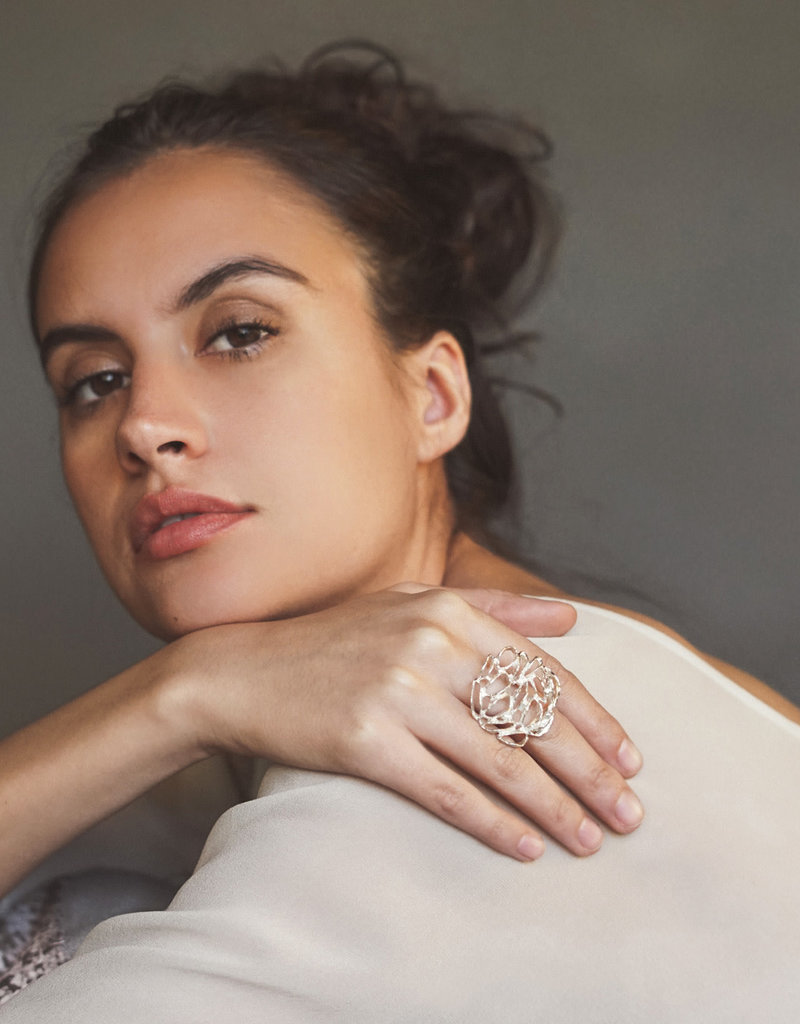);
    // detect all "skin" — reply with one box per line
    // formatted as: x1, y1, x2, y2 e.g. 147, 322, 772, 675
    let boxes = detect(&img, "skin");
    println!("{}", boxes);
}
0, 147, 639, 890
10, 141, 792, 900
445, 533, 800, 724
38, 148, 459, 638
